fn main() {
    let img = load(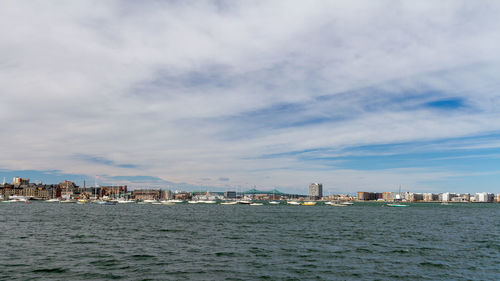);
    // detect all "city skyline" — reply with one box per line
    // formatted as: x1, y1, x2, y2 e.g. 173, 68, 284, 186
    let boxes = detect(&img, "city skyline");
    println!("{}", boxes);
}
2, 1, 500, 194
